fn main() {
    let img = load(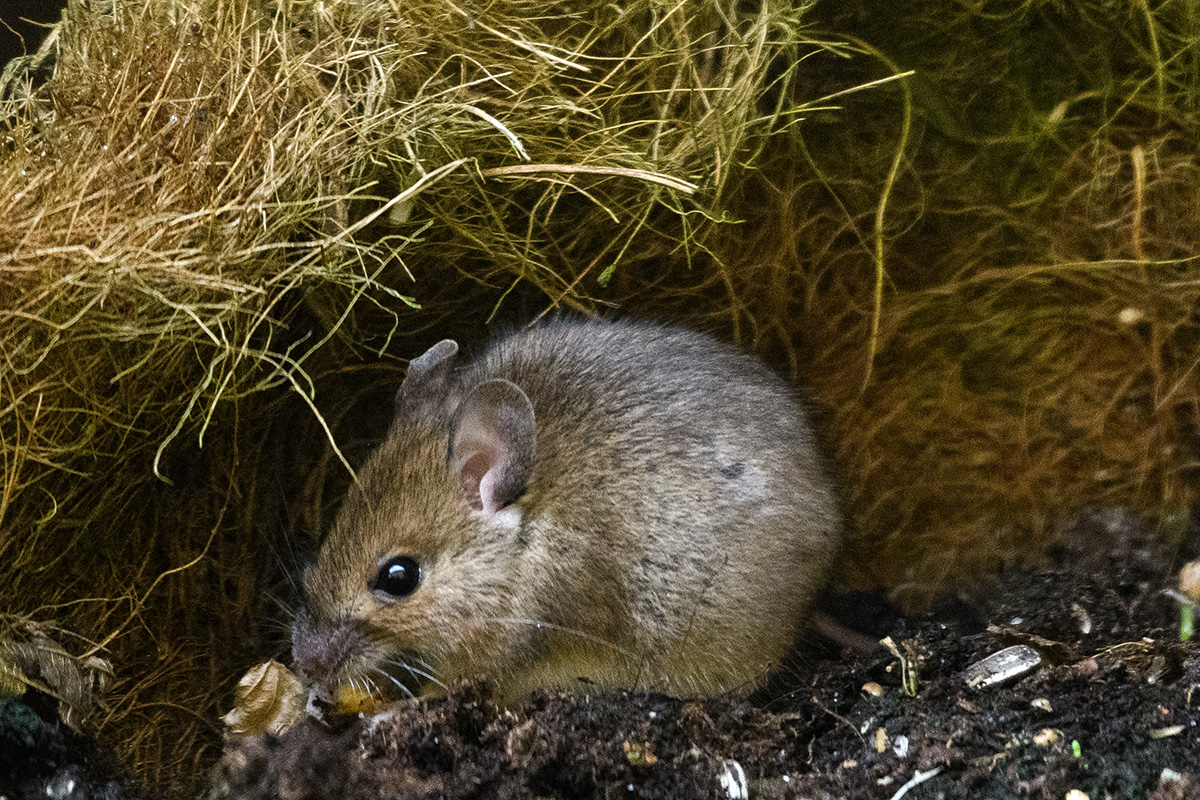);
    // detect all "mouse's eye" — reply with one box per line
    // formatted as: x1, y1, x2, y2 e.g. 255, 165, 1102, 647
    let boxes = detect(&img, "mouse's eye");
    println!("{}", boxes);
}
371, 555, 421, 597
